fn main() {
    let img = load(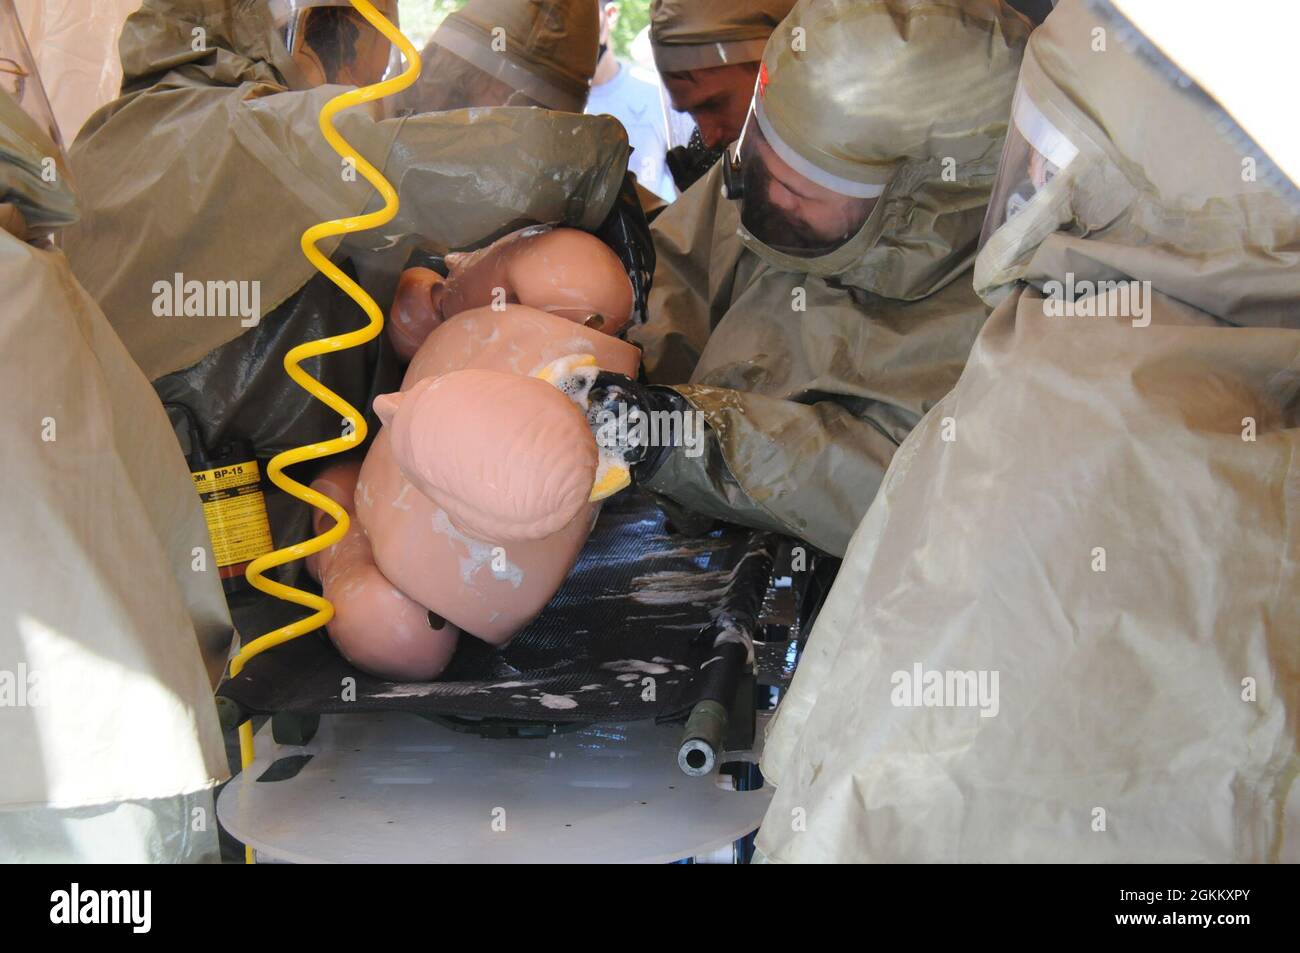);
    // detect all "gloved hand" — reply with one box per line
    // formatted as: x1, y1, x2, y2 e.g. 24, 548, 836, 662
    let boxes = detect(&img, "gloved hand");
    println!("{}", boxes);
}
666, 130, 726, 195
586, 371, 695, 482
594, 171, 656, 325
